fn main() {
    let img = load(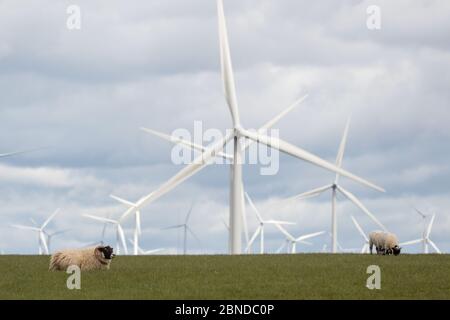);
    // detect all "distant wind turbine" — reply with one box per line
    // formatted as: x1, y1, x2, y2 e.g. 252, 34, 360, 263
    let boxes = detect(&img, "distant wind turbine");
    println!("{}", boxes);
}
401, 213, 441, 254
282, 118, 386, 253
11, 208, 60, 255
163, 203, 199, 255
245, 192, 295, 254
275, 224, 325, 254
128, 239, 164, 255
